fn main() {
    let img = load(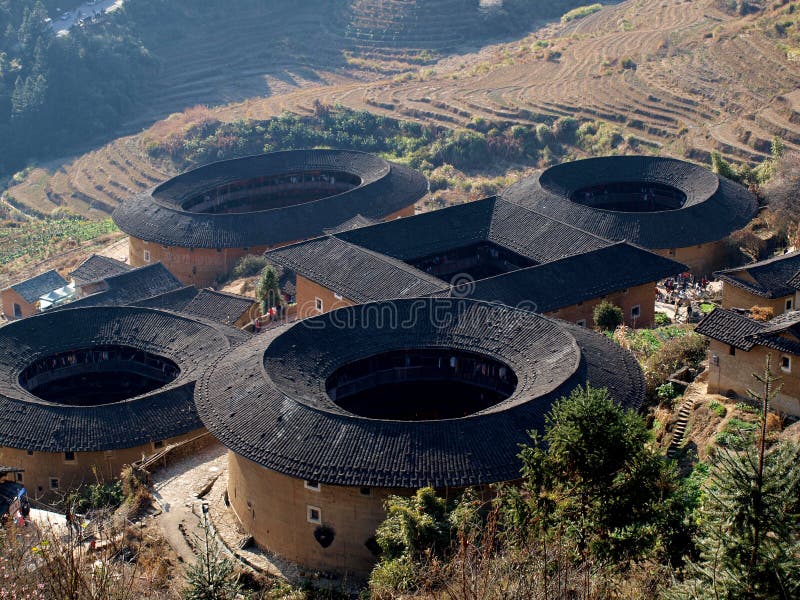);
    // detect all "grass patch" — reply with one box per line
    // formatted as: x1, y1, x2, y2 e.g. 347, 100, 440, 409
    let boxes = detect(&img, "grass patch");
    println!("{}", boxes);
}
699, 302, 716, 314
561, 3, 603, 23
709, 401, 727, 418
0, 217, 118, 266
